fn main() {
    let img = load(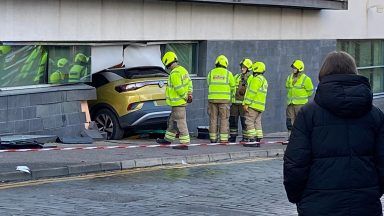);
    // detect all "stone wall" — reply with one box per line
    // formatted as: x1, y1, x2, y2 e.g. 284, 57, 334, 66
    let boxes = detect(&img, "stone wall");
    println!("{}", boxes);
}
0, 84, 96, 137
